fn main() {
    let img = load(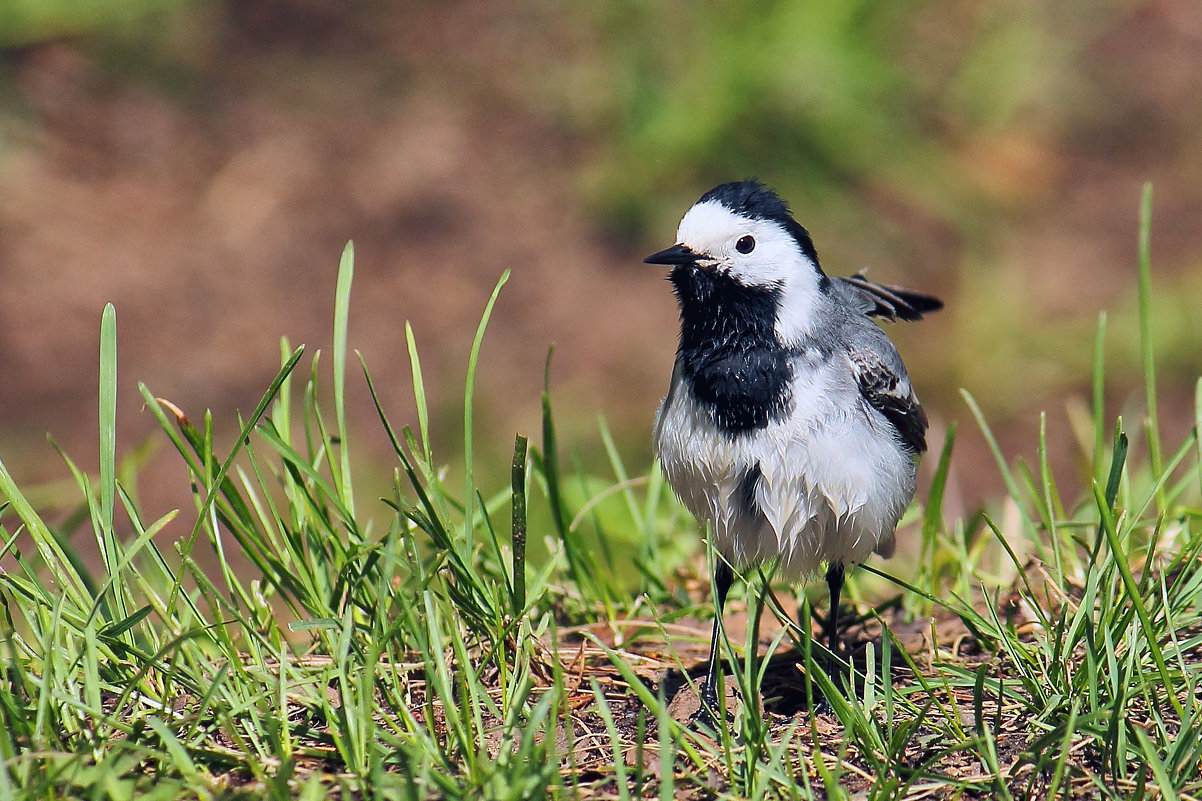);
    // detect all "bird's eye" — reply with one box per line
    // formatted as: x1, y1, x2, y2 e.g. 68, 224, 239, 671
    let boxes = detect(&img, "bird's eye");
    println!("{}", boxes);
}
735, 235, 755, 254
